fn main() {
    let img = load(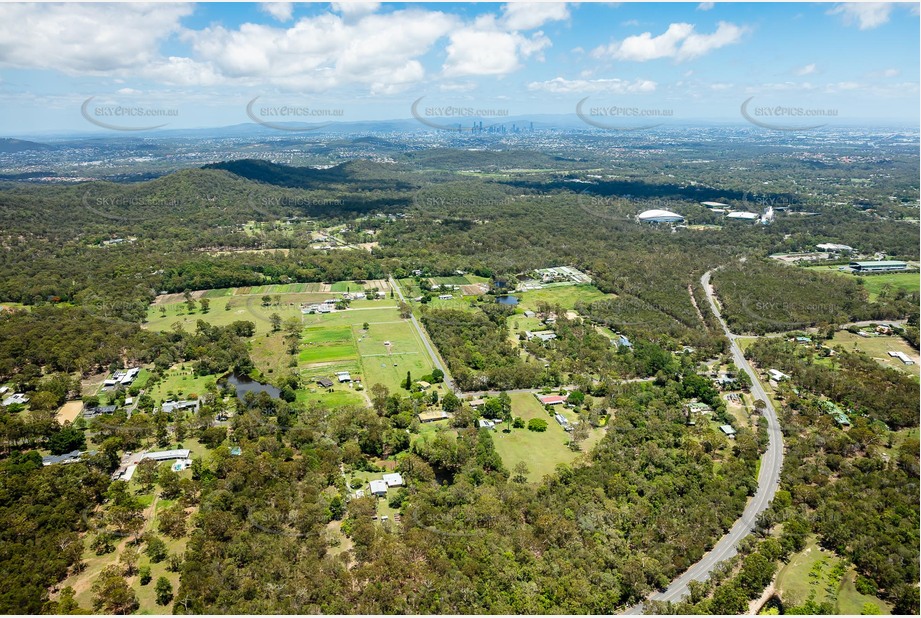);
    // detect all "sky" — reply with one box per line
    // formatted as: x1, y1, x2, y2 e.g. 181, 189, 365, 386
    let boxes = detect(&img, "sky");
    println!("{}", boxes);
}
0, 1, 918, 134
